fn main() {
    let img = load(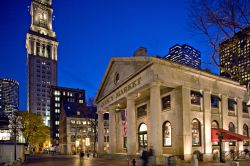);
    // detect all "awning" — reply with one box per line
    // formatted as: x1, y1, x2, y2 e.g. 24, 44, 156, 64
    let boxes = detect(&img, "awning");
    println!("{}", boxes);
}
211, 128, 250, 142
